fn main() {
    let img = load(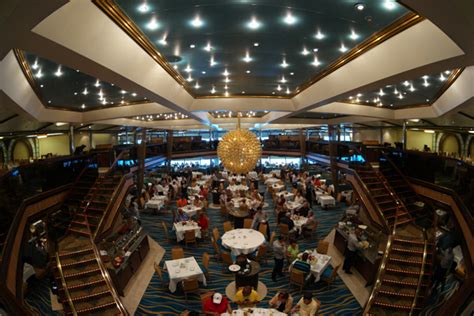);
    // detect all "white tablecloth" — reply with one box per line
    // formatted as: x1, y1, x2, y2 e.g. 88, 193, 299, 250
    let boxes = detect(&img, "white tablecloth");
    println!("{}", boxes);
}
187, 186, 200, 195
291, 250, 332, 282
248, 171, 258, 180
291, 215, 308, 233
231, 197, 254, 210
164, 257, 206, 292
192, 171, 203, 178
228, 185, 249, 193
270, 169, 281, 176
265, 178, 280, 185
285, 201, 302, 213
277, 191, 294, 201
319, 195, 336, 207
272, 184, 285, 192
145, 199, 165, 210
229, 175, 246, 183
181, 205, 201, 217
341, 190, 353, 201
221, 229, 265, 256
223, 308, 286, 316
173, 221, 201, 242
315, 190, 327, 202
